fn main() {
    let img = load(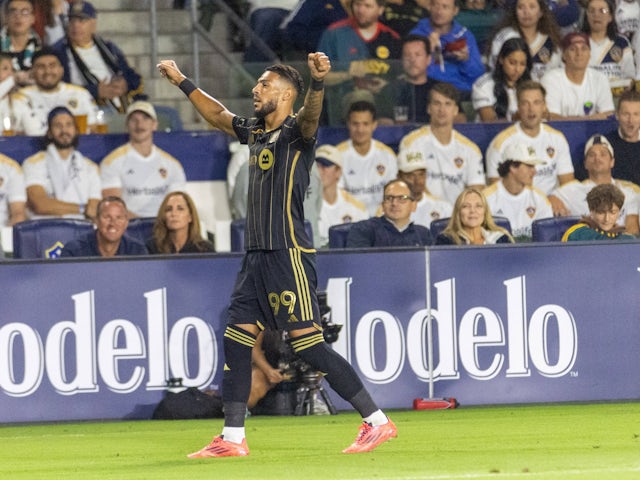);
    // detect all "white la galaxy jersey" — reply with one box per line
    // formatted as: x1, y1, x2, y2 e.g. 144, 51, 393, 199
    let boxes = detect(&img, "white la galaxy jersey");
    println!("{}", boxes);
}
398, 126, 485, 205
484, 181, 553, 240
412, 191, 453, 228
100, 143, 187, 217
0, 153, 26, 227
552, 178, 640, 225
337, 139, 398, 217
12, 82, 98, 136
486, 122, 574, 195
318, 189, 368, 247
